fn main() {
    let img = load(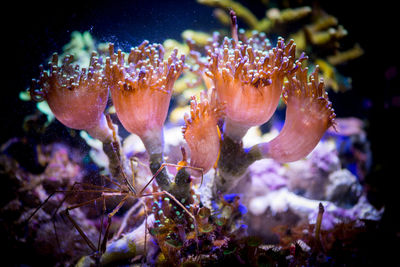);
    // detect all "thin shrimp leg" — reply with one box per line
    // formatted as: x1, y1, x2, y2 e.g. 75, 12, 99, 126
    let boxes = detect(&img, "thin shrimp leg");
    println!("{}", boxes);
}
25, 183, 118, 224
62, 192, 130, 253
100, 193, 130, 253
64, 195, 109, 252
